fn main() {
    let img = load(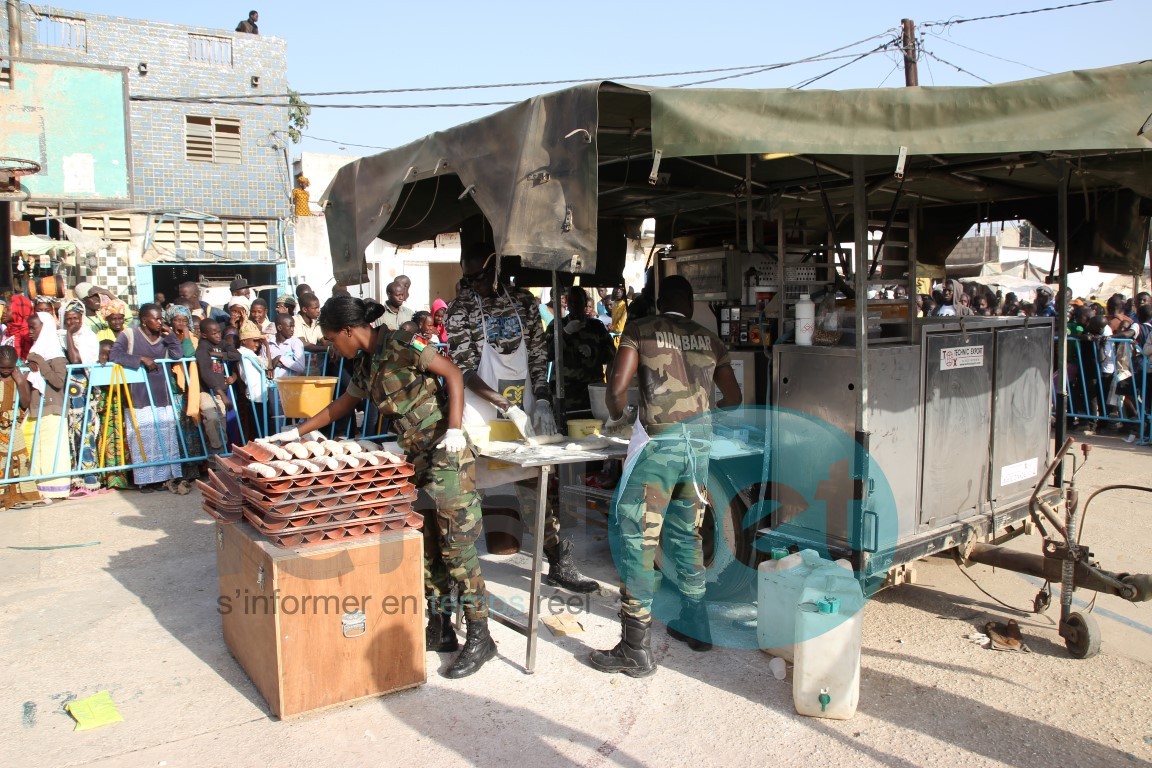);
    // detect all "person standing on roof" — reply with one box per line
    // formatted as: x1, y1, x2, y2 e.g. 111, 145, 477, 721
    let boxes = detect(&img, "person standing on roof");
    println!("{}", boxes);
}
445, 242, 599, 595
236, 10, 258, 34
